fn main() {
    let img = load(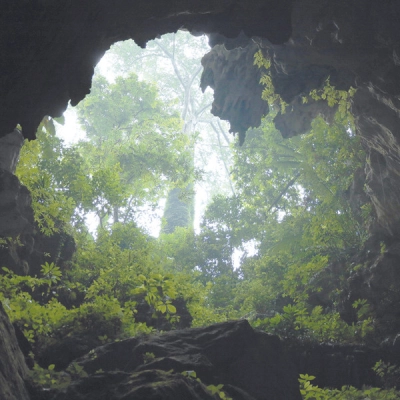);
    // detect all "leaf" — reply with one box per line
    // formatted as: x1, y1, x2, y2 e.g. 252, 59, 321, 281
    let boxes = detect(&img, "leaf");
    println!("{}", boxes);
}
158, 304, 167, 313
166, 304, 176, 314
